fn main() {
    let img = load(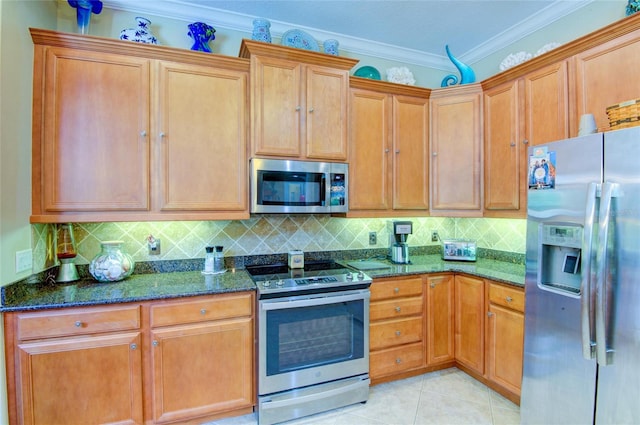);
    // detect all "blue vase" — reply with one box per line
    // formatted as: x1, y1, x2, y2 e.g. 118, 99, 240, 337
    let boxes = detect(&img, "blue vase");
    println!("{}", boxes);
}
252, 19, 271, 43
120, 17, 159, 44
323, 39, 339, 56
188, 22, 216, 53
